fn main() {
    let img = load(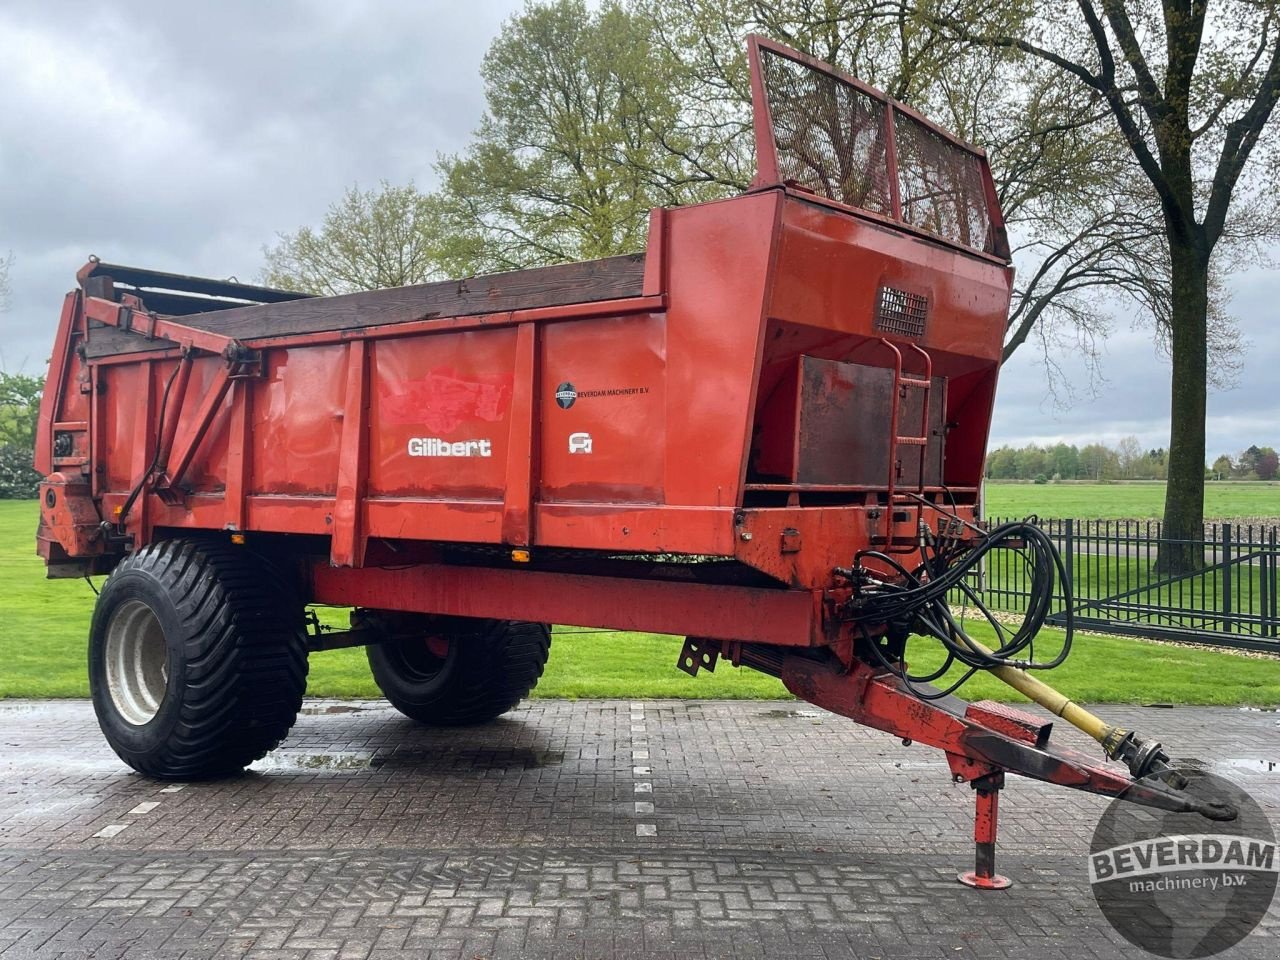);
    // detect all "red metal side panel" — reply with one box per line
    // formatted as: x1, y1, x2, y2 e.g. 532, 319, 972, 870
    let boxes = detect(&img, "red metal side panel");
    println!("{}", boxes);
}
94, 357, 232, 504
250, 345, 348, 497
658, 192, 780, 506
538, 313, 667, 505
533, 192, 781, 550
178, 360, 234, 495
34, 293, 85, 477
755, 195, 1010, 490
99, 363, 149, 493
767, 197, 1010, 370
311, 562, 821, 646
366, 330, 517, 502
